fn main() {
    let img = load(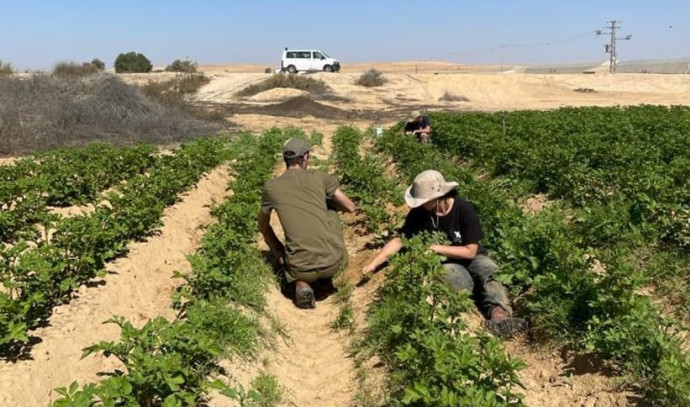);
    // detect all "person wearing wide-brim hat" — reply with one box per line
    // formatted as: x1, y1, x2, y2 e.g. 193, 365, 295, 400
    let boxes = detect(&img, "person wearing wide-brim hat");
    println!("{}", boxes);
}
362, 169, 527, 337
403, 110, 431, 143
259, 137, 356, 309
